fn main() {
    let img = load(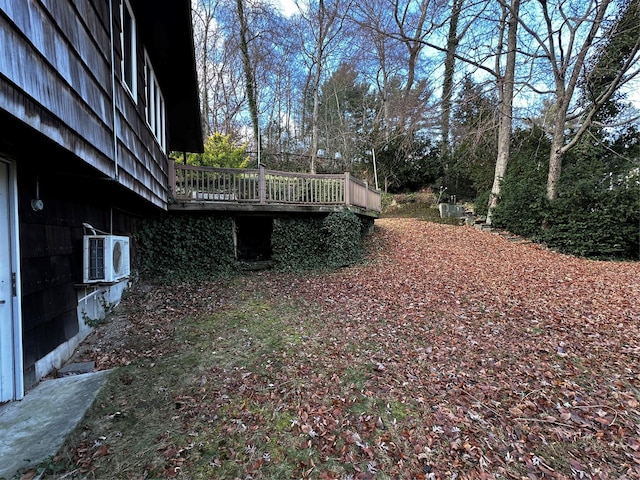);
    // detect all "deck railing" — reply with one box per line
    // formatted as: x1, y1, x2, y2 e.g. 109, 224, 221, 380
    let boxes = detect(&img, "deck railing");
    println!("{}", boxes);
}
169, 161, 382, 212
